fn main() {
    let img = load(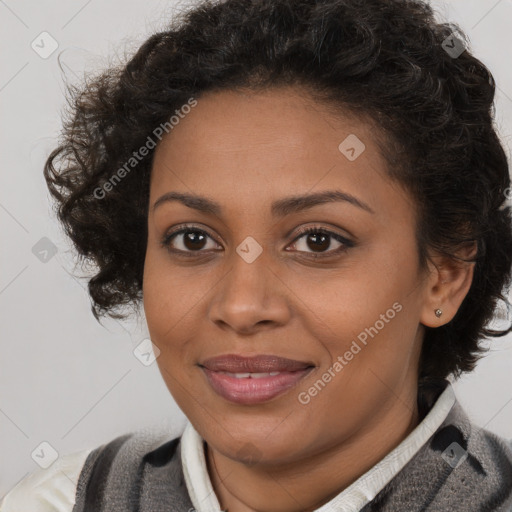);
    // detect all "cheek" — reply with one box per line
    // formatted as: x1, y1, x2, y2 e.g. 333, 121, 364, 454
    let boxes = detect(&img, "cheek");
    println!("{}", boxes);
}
289, 265, 397, 339
143, 246, 196, 327
297, 255, 421, 380
142, 250, 216, 370
142, 249, 184, 350
142, 269, 171, 335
